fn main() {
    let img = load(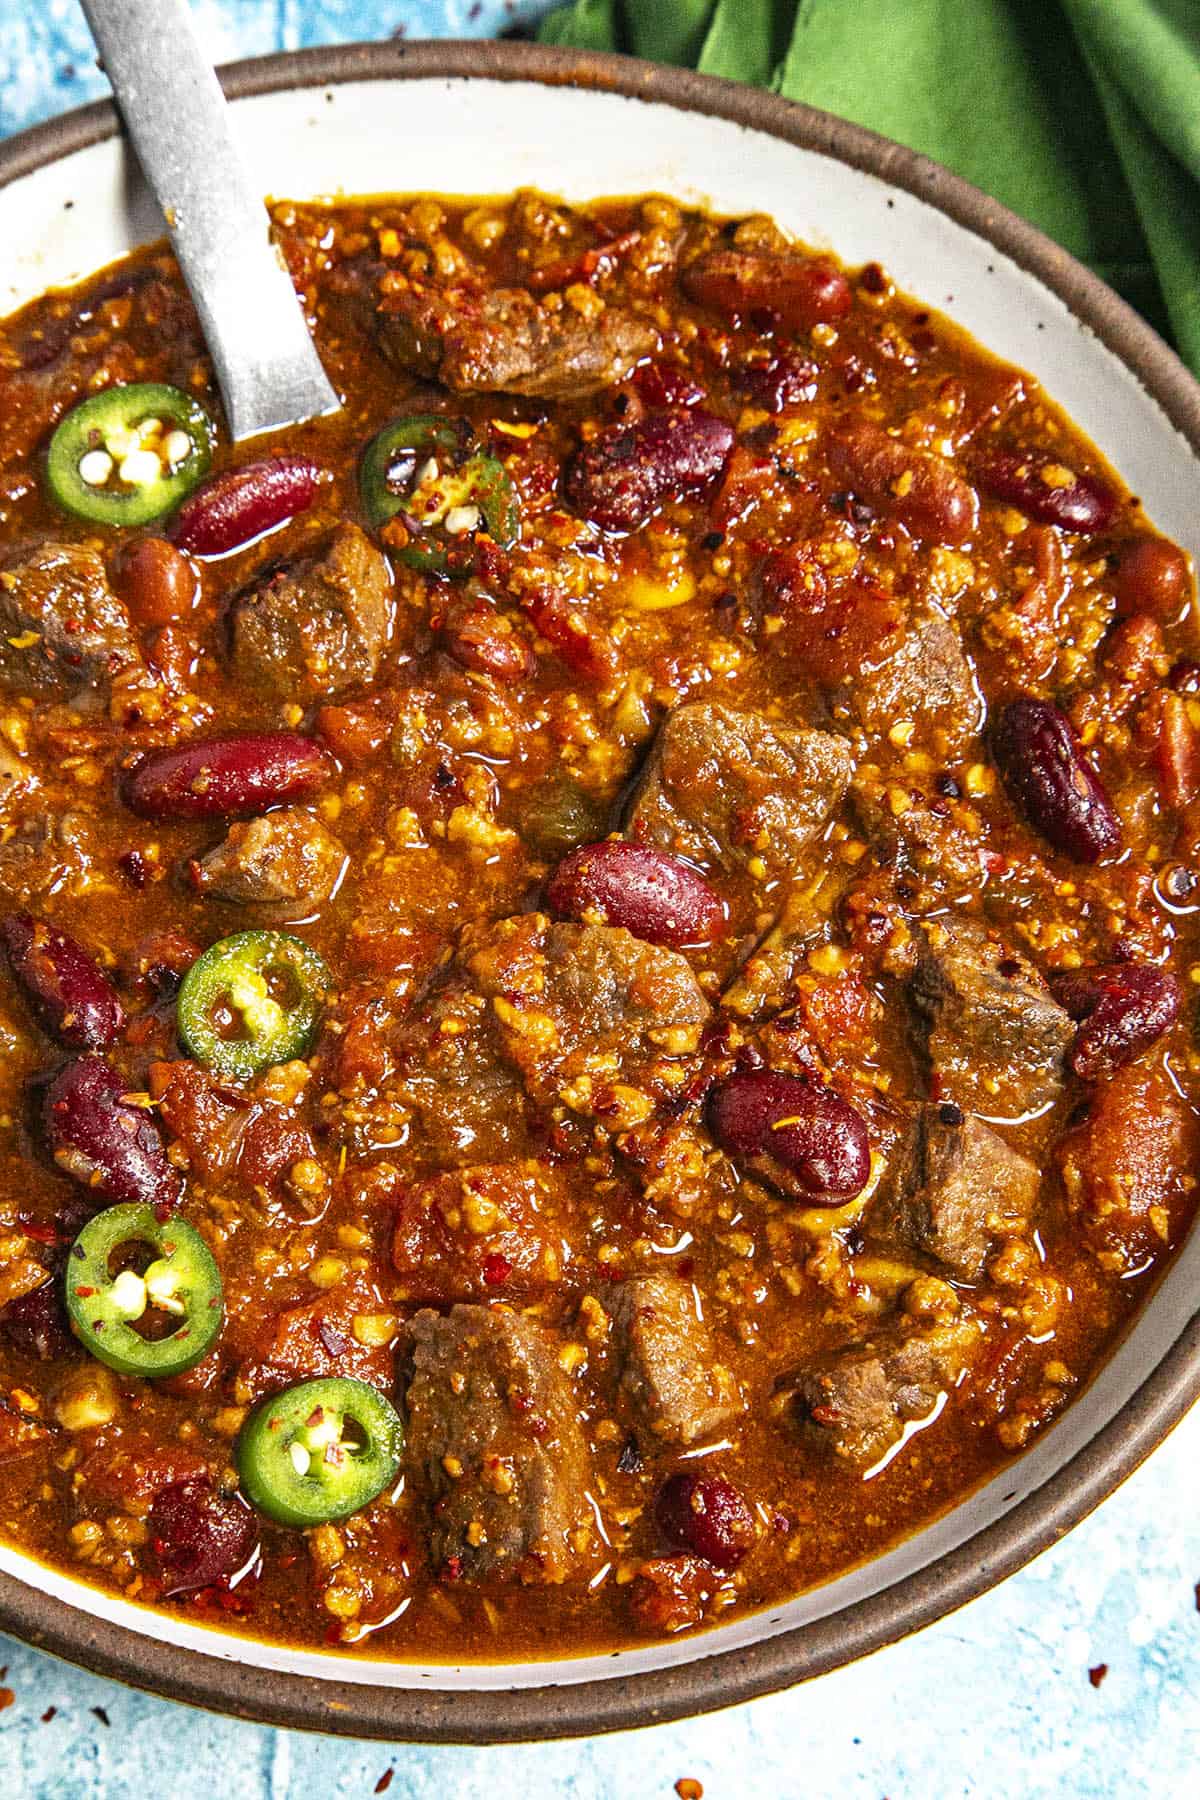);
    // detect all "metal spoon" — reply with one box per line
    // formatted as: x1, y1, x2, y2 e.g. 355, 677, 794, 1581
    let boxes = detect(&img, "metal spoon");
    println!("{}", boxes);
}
80, 0, 341, 441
